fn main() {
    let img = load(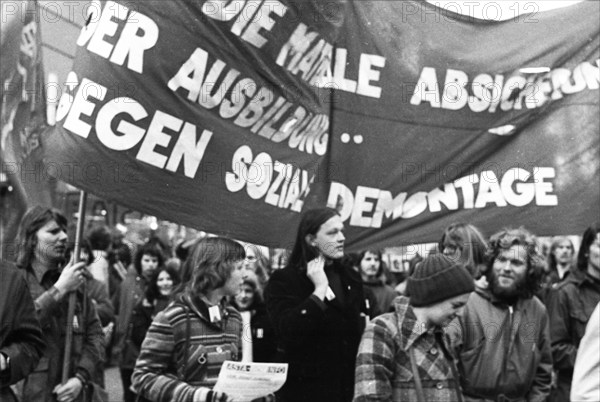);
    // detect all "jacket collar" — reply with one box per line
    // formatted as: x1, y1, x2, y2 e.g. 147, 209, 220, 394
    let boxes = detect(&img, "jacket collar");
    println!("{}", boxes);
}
393, 296, 431, 351
180, 293, 230, 327
568, 270, 600, 288
474, 287, 530, 311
